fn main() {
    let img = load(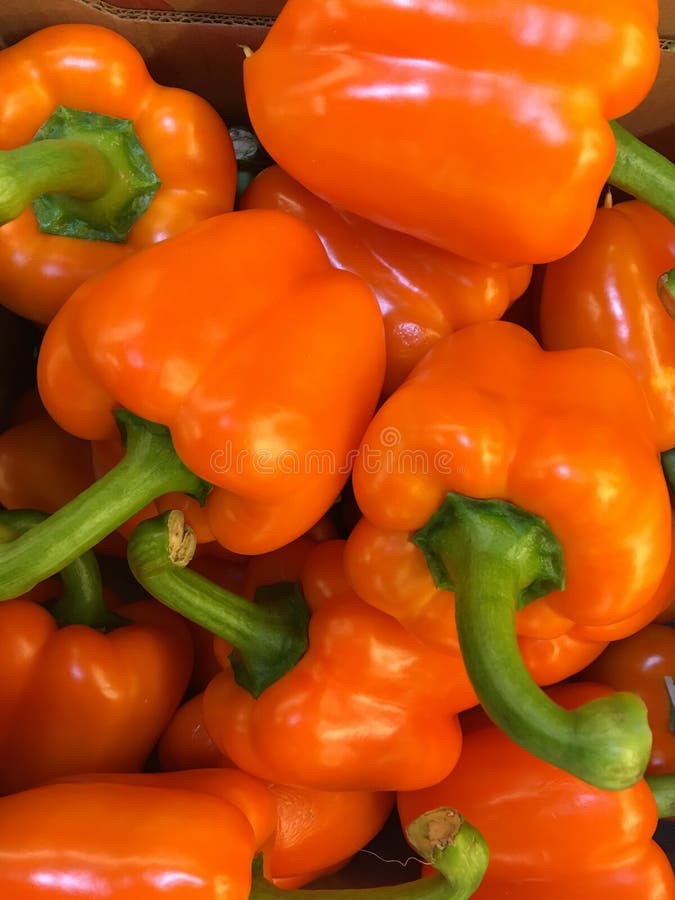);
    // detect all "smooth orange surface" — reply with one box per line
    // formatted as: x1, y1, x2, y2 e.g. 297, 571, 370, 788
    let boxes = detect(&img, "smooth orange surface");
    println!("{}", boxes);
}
0, 773, 275, 898
244, 0, 659, 265
399, 682, 675, 899
37, 208, 385, 554
0, 413, 93, 513
540, 199, 675, 452
203, 542, 464, 791
0, 597, 193, 794
0, 24, 237, 324
241, 165, 531, 395
348, 320, 671, 643
158, 694, 395, 888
